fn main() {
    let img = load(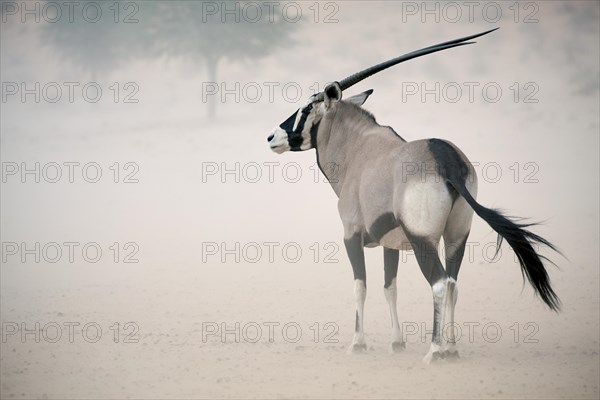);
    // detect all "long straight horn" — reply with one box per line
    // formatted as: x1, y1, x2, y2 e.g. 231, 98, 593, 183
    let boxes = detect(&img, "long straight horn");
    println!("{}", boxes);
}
337, 28, 499, 91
